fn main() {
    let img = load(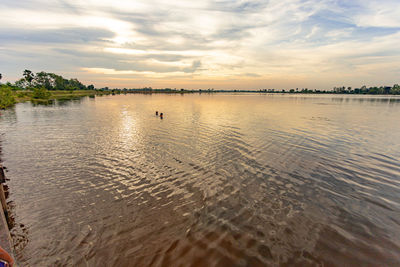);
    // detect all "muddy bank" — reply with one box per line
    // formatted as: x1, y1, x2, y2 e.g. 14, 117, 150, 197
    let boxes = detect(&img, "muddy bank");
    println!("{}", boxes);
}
0, 164, 13, 255
0, 137, 15, 261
